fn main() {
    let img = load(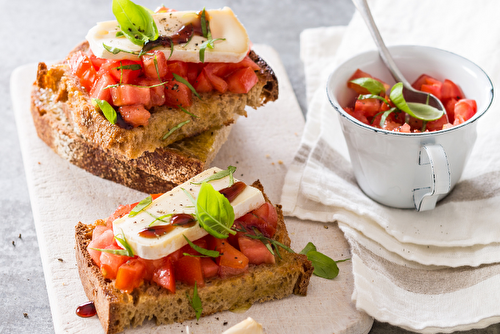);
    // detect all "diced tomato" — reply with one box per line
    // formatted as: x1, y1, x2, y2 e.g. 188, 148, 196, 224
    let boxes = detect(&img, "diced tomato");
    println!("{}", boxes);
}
426, 114, 449, 132
168, 248, 184, 263
164, 79, 193, 108
141, 50, 168, 79
411, 74, 441, 91
152, 256, 176, 293
193, 71, 213, 93
203, 64, 228, 93
115, 259, 146, 292
179, 237, 208, 257
100, 244, 130, 279
174, 256, 205, 287
226, 67, 258, 94
453, 99, 477, 125
151, 194, 163, 200
118, 105, 151, 127
238, 236, 275, 265
110, 85, 151, 107
237, 212, 276, 238
421, 81, 442, 100
444, 98, 458, 123
68, 51, 97, 92
87, 229, 115, 267
354, 98, 381, 117
441, 79, 464, 101
106, 204, 135, 226
90, 72, 116, 104
344, 107, 369, 125
102, 59, 142, 84
167, 61, 188, 78
347, 69, 389, 95
92, 225, 111, 241
89, 54, 108, 71
141, 258, 165, 281
137, 78, 166, 107
210, 238, 249, 279
200, 257, 219, 279
252, 203, 278, 229
187, 63, 202, 84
